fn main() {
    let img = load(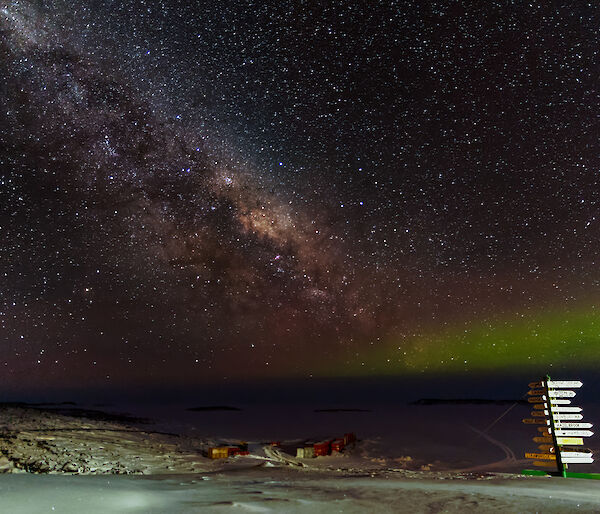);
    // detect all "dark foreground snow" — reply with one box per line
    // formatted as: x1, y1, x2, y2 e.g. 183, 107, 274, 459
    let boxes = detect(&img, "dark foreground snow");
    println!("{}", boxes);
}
1, 470, 599, 513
